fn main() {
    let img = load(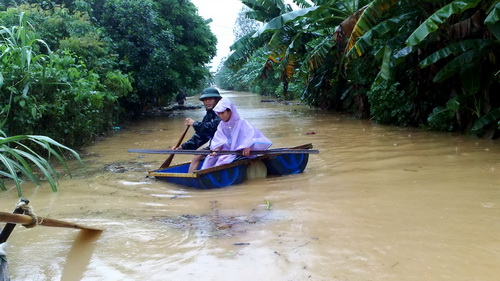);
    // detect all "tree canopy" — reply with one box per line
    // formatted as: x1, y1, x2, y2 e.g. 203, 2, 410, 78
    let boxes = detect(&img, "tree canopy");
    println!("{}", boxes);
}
0, 0, 218, 146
